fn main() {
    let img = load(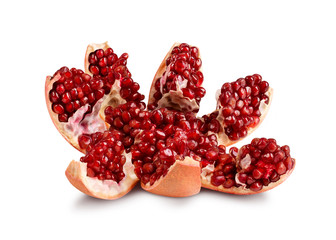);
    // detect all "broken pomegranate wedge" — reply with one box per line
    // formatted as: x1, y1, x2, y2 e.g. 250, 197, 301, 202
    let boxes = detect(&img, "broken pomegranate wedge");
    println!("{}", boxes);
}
65, 130, 138, 200
200, 74, 273, 146
148, 43, 206, 113
201, 138, 295, 194
45, 42, 144, 152
46, 42, 295, 200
